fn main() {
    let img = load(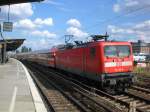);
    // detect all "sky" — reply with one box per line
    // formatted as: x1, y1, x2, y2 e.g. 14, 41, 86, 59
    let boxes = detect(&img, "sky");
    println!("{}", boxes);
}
1, 0, 150, 50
